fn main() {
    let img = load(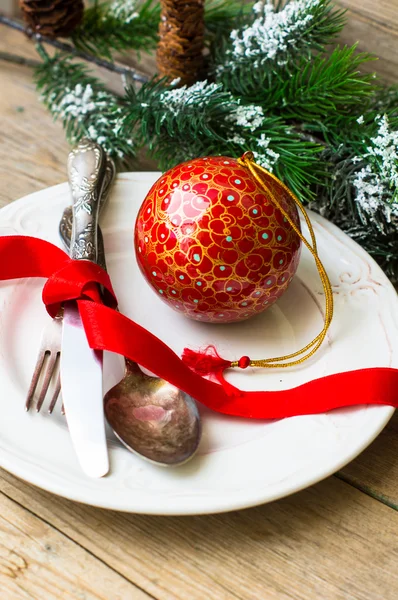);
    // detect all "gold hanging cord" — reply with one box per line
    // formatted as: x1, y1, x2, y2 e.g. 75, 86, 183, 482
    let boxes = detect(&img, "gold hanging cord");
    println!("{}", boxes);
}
232, 151, 334, 369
